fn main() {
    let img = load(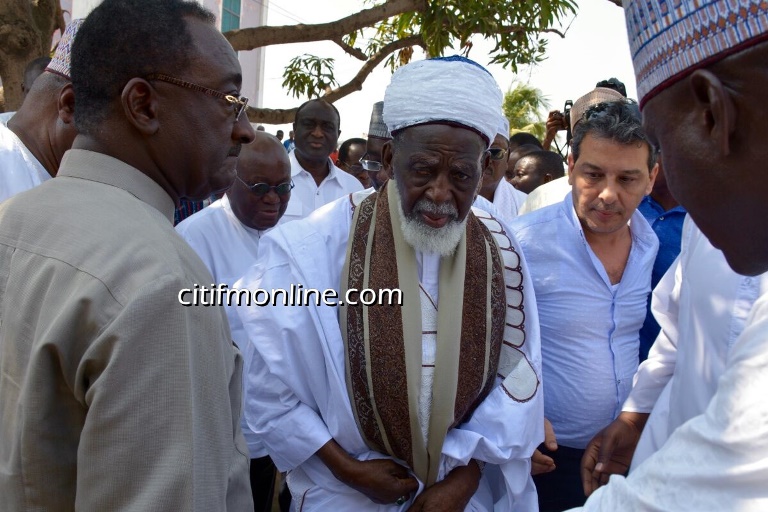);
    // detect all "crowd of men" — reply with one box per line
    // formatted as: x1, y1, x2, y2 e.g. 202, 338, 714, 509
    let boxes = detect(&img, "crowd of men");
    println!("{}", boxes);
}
0, 0, 766, 511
